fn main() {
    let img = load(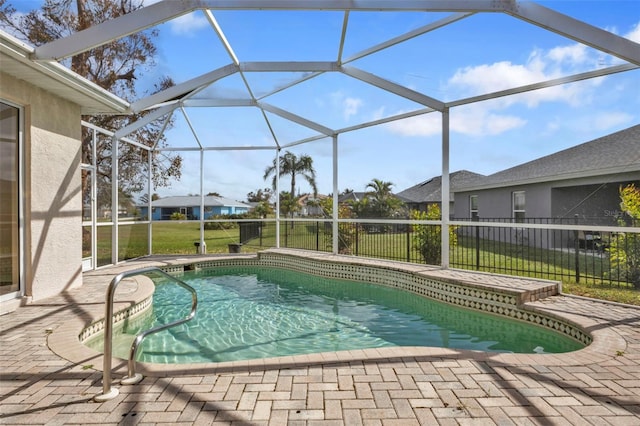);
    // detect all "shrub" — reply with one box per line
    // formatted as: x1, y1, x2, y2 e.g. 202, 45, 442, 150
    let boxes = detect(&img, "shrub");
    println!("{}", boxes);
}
608, 184, 640, 288
411, 205, 457, 265
170, 212, 186, 220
